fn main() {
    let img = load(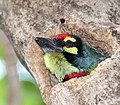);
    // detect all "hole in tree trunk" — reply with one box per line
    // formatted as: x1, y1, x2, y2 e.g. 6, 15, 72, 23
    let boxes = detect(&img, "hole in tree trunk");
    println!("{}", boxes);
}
40, 27, 119, 86
60, 18, 65, 24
